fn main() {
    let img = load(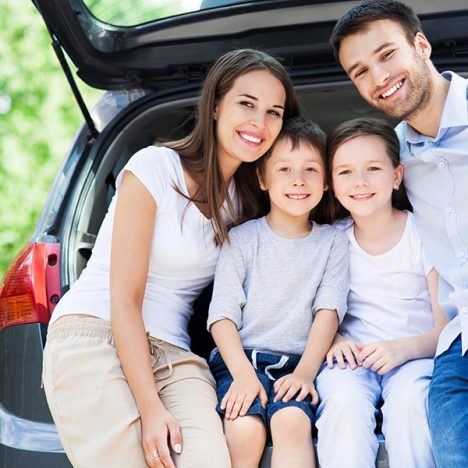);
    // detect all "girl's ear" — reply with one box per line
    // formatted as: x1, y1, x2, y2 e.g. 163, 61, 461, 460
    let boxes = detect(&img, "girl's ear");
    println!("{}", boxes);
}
394, 164, 404, 189
256, 167, 267, 191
